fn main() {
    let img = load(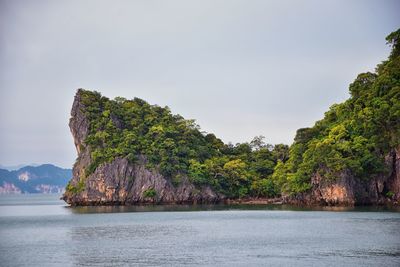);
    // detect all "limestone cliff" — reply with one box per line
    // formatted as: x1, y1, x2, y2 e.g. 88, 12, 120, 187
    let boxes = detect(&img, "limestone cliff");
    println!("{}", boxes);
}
284, 147, 400, 205
62, 87, 399, 207
279, 29, 400, 206
62, 90, 222, 205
